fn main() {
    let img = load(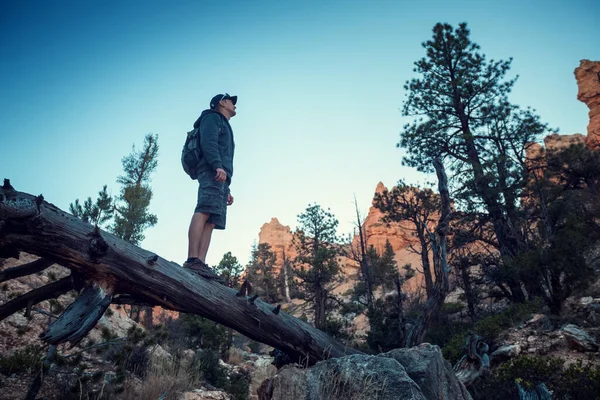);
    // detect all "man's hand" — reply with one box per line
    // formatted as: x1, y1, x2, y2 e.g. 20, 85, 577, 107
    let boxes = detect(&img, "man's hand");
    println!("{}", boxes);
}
215, 168, 227, 182
227, 193, 234, 206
